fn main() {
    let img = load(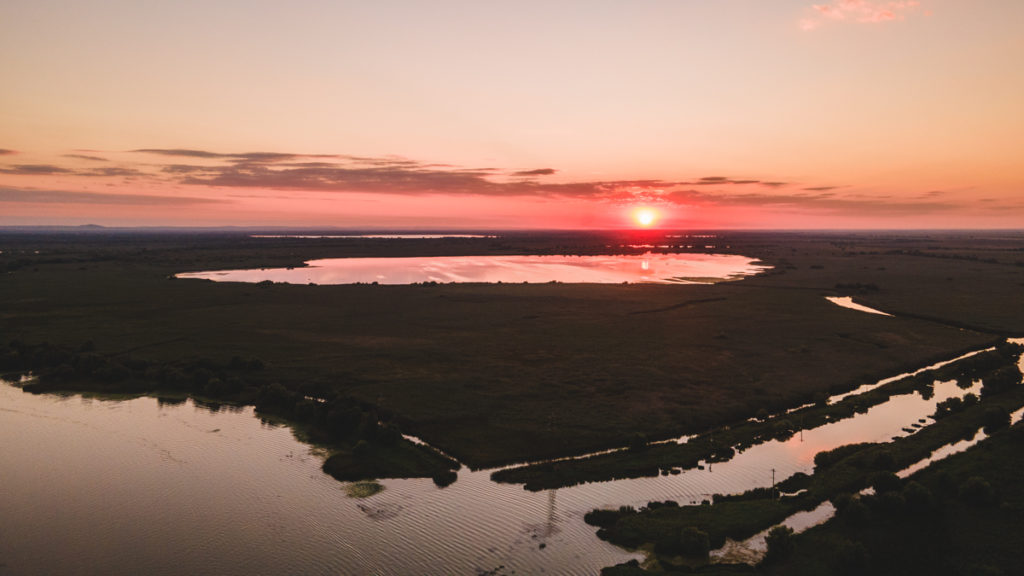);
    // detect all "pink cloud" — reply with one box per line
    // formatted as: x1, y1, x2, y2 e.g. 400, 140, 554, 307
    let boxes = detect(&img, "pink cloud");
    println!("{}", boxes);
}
801, 0, 922, 30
